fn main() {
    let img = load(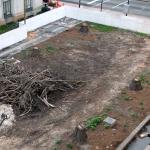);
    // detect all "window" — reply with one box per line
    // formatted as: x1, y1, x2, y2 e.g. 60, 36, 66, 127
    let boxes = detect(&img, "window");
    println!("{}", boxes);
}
25, 0, 33, 12
3, 0, 12, 19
